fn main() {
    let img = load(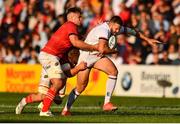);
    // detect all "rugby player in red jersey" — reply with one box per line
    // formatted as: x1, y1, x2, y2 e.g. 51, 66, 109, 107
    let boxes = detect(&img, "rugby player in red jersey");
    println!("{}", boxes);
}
15, 48, 86, 115
34, 7, 97, 116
